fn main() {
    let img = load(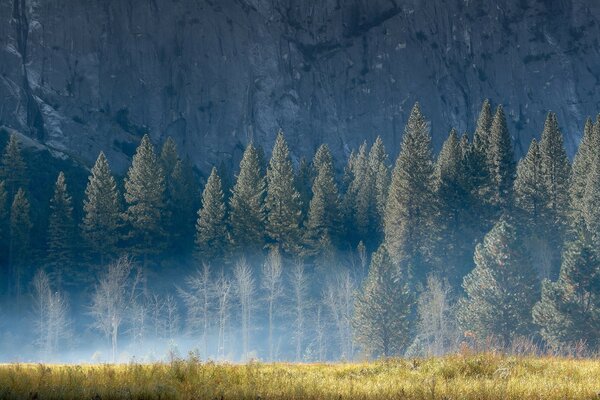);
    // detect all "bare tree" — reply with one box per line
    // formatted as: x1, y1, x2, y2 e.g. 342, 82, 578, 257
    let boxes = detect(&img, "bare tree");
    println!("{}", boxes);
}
164, 294, 179, 340
32, 269, 71, 358
262, 247, 283, 361
289, 260, 309, 361
90, 256, 141, 362
128, 299, 147, 351
149, 293, 165, 338
234, 258, 255, 361
416, 275, 458, 356
314, 304, 326, 361
214, 270, 232, 359
324, 269, 355, 360
178, 263, 212, 358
